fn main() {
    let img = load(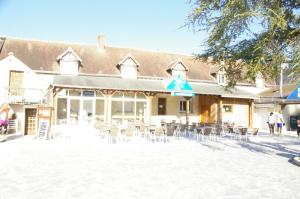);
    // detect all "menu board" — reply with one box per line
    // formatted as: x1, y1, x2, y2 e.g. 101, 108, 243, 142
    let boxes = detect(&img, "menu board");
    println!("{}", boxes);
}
37, 119, 49, 139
